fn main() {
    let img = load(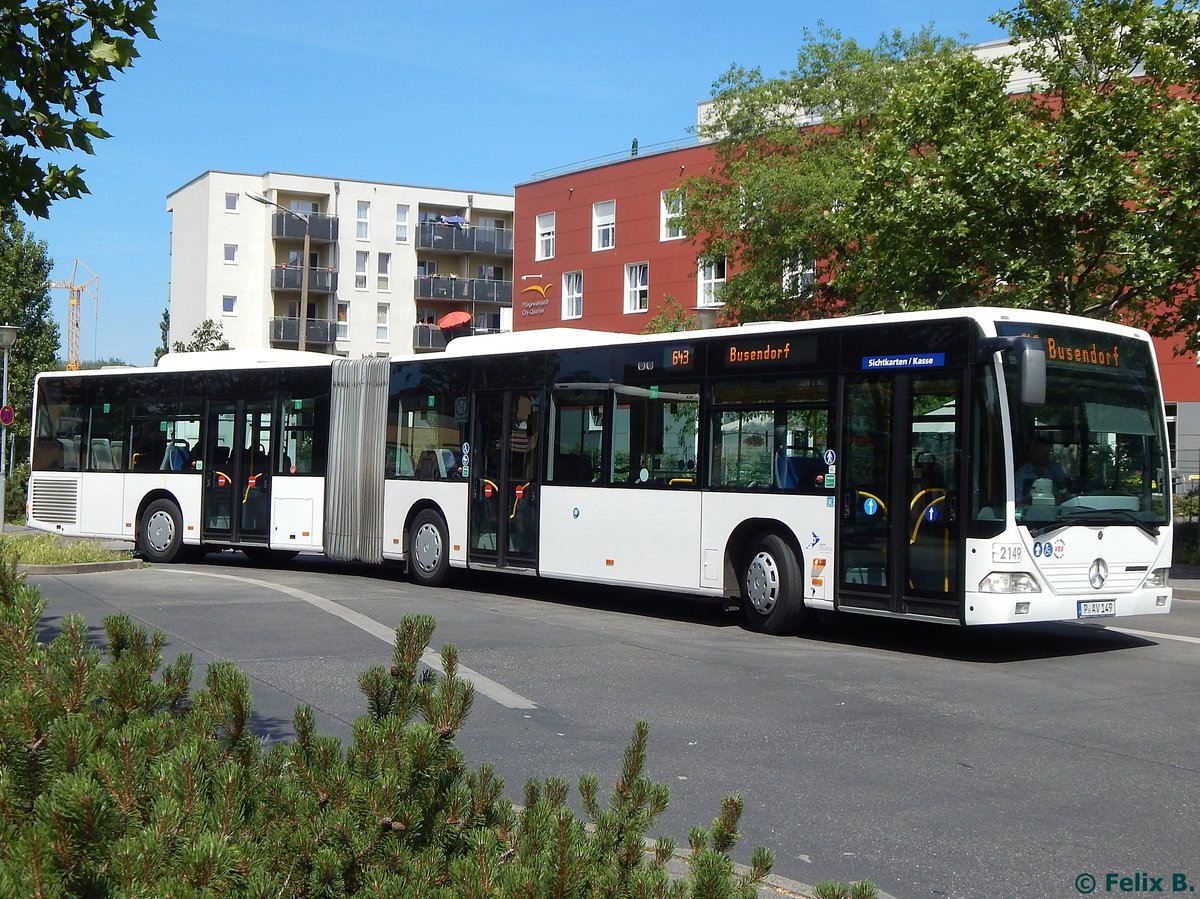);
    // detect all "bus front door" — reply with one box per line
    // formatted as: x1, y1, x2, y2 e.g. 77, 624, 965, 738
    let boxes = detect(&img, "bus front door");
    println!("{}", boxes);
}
202, 399, 274, 546
837, 374, 961, 619
469, 391, 540, 571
